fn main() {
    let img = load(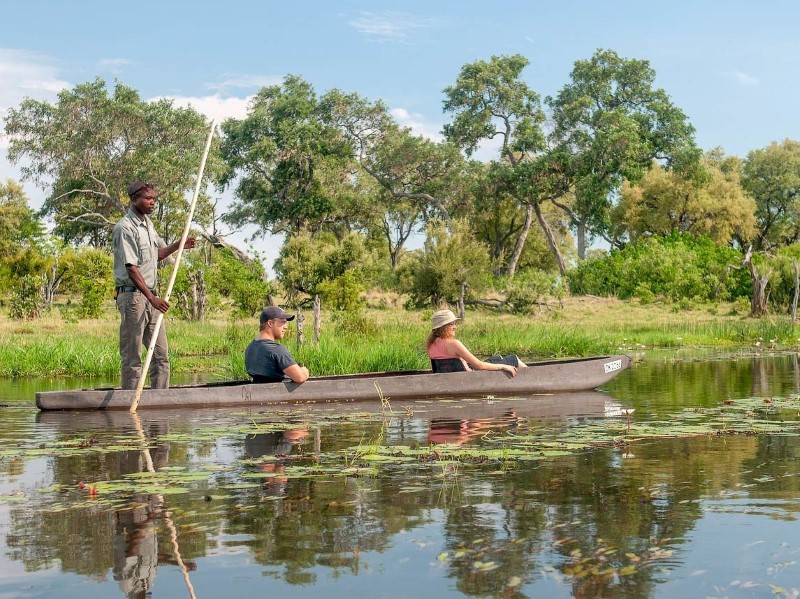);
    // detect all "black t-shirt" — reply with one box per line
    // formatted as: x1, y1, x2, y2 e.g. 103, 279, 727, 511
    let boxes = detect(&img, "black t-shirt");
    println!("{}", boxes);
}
244, 339, 297, 383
